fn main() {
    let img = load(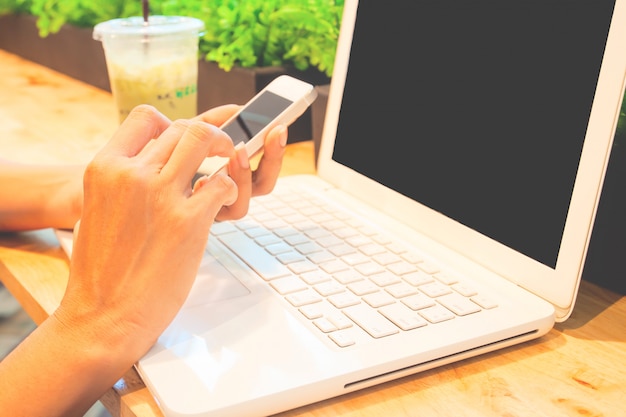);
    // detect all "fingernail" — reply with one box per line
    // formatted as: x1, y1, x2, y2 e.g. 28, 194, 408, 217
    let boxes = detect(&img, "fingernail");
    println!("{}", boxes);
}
278, 125, 288, 147
237, 147, 250, 169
